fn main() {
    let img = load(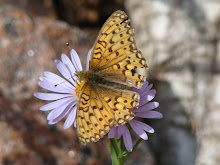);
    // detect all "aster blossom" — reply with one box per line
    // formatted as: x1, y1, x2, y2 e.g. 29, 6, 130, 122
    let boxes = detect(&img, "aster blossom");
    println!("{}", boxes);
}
108, 81, 163, 152
34, 49, 90, 129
